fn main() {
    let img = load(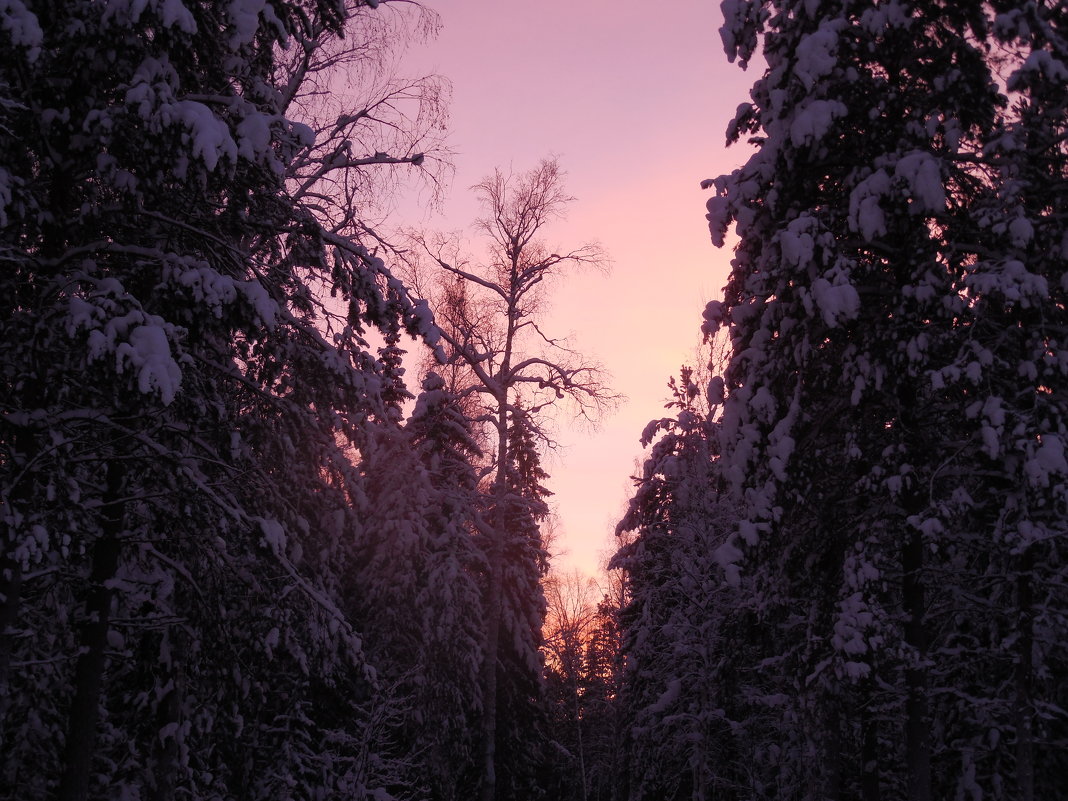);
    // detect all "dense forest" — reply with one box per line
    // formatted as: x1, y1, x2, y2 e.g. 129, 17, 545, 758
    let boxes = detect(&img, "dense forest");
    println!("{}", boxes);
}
1, 1, 1066, 800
